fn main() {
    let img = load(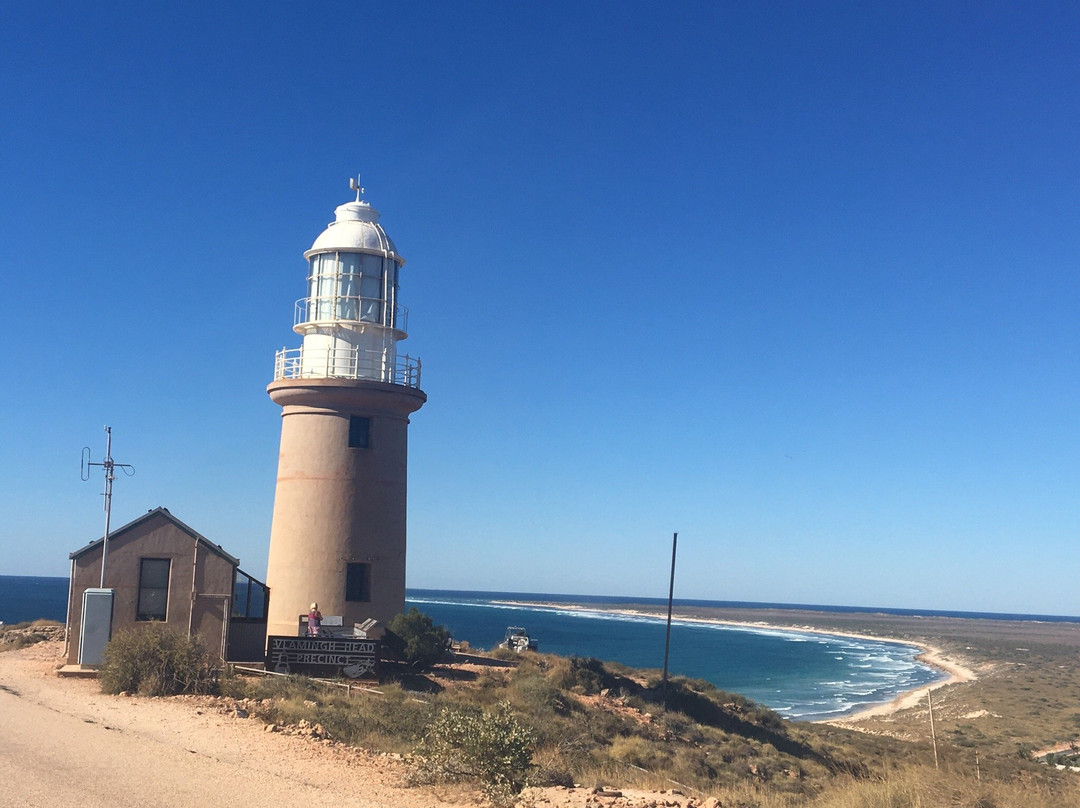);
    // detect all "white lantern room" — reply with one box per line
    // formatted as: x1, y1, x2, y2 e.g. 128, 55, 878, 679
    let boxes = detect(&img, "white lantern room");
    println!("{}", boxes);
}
273, 184, 420, 387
